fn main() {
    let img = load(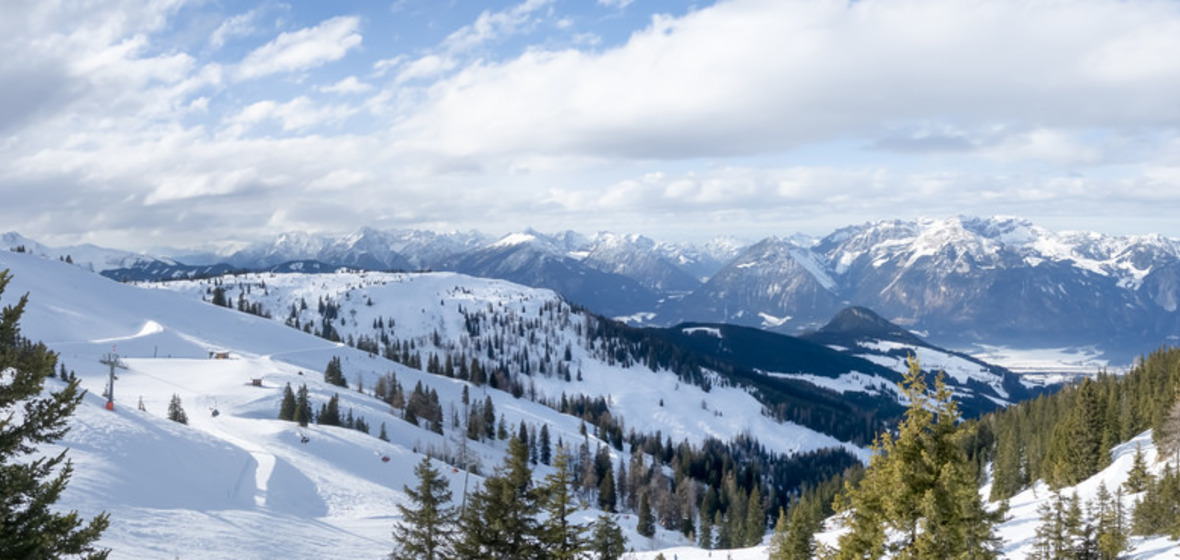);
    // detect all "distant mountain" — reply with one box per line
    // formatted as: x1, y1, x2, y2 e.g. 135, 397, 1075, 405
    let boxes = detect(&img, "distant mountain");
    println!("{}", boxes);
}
655, 217, 1180, 361
656, 237, 844, 330
3, 230, 170, 273
580, 233, 702, 293
444, 231, 662, 317
14, 215, 1180, 361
